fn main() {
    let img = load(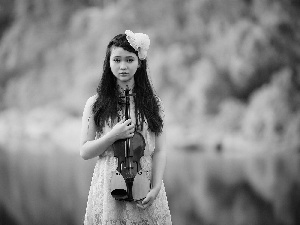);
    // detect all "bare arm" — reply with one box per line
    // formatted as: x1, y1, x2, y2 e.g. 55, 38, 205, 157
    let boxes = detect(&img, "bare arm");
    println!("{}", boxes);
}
137, 130, 167, 209
152, 132, 167, 191
151, 97, 167, 191
138, 98, 167, 209
80, 95, 135, 160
